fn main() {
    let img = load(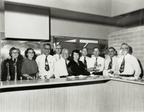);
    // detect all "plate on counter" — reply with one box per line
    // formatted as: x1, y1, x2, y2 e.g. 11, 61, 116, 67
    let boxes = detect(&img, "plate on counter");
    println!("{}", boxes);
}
67, 76, 76, 79
89, 74, 95, 77
76, 75, 87, 79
